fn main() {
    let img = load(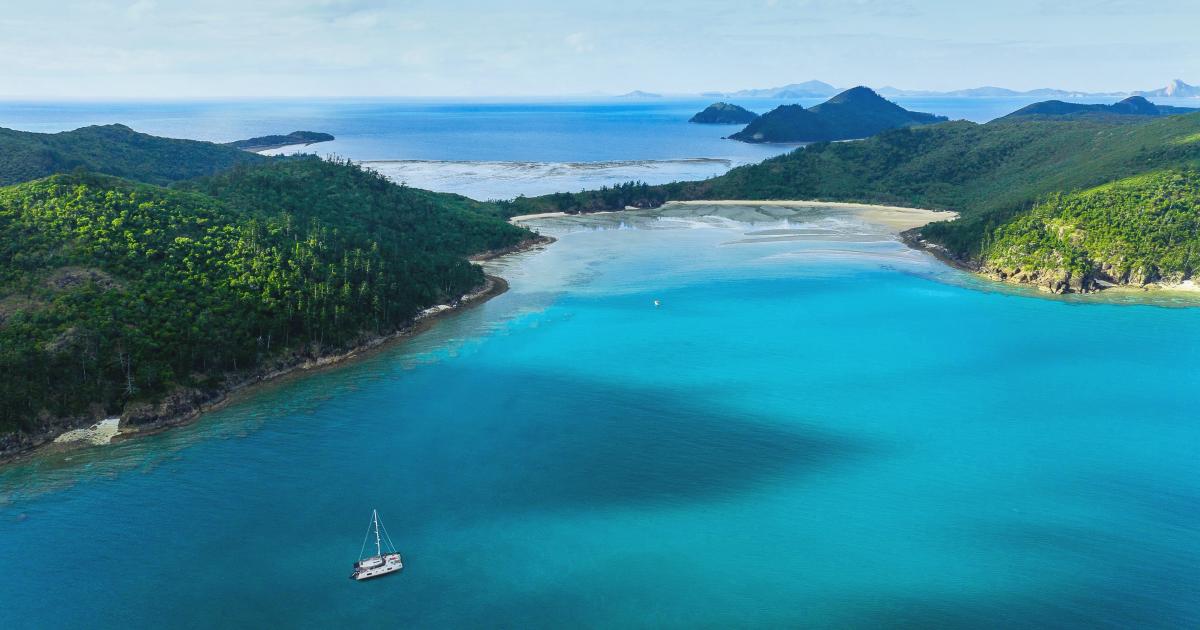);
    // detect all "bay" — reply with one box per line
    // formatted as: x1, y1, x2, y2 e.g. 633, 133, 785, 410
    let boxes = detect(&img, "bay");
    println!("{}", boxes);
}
2, 205, 1197, 628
